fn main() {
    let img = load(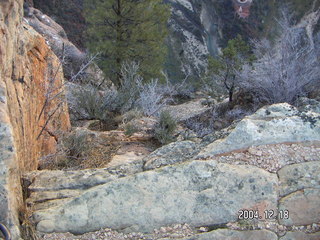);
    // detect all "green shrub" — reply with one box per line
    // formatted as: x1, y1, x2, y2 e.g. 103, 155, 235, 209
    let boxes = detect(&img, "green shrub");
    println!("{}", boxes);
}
124, 124, 139, 136
154, 110, 177, 145
73, 86, 107, 121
